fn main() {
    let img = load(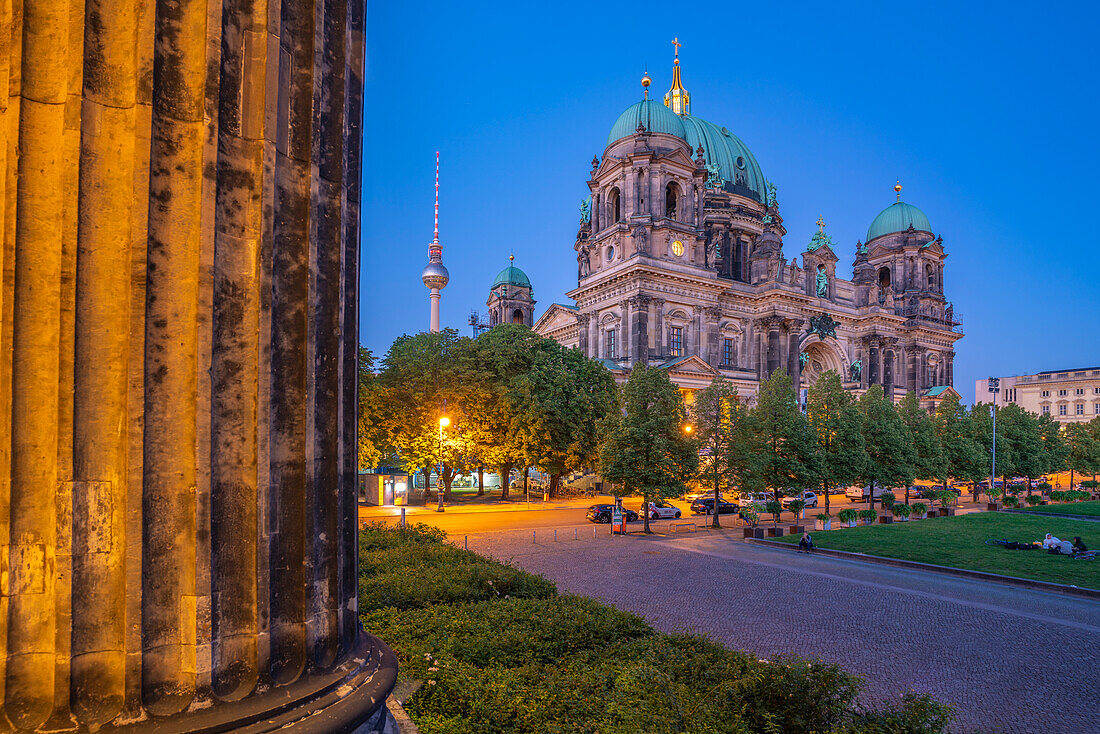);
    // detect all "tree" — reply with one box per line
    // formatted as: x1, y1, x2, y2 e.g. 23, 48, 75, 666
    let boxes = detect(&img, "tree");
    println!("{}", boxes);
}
997, 404, 1044, 493
691, 377, 741, 528
806, 371, 866, 515
1064, 422, 1100, 488
857, 385, 914, 509
897, 392, 946, 504
1036, 414, 1068, 488
378, 328, 474, 500
358, 347, 392, 472
933, 393, 983, 499
969, 403, 1008, 502
598, 364, 698, 534
753, 371, 819, 505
